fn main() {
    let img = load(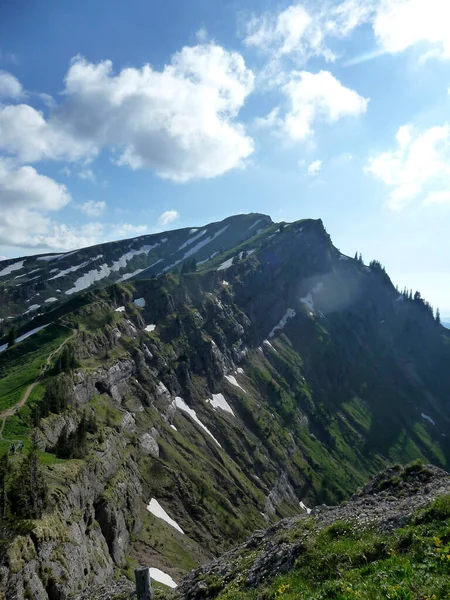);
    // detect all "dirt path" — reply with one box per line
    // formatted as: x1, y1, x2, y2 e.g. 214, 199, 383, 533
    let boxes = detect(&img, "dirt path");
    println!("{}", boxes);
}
0, 329, 75, 440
